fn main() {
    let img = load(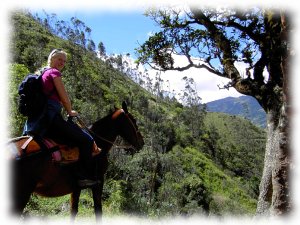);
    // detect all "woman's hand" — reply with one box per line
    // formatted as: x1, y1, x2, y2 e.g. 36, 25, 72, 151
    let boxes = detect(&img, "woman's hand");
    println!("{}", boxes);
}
68, 110, 78, 117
